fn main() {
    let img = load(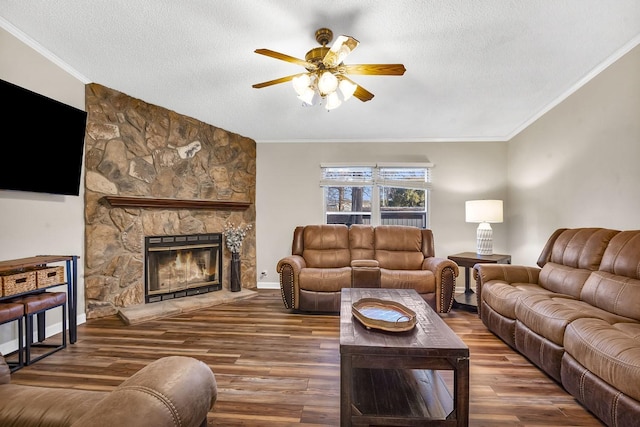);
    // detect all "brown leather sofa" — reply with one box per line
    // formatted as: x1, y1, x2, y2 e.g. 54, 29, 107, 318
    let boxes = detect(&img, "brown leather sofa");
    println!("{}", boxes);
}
0, 354, 217, 427
277, 224, 459, 313
474, 228, 640, 427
